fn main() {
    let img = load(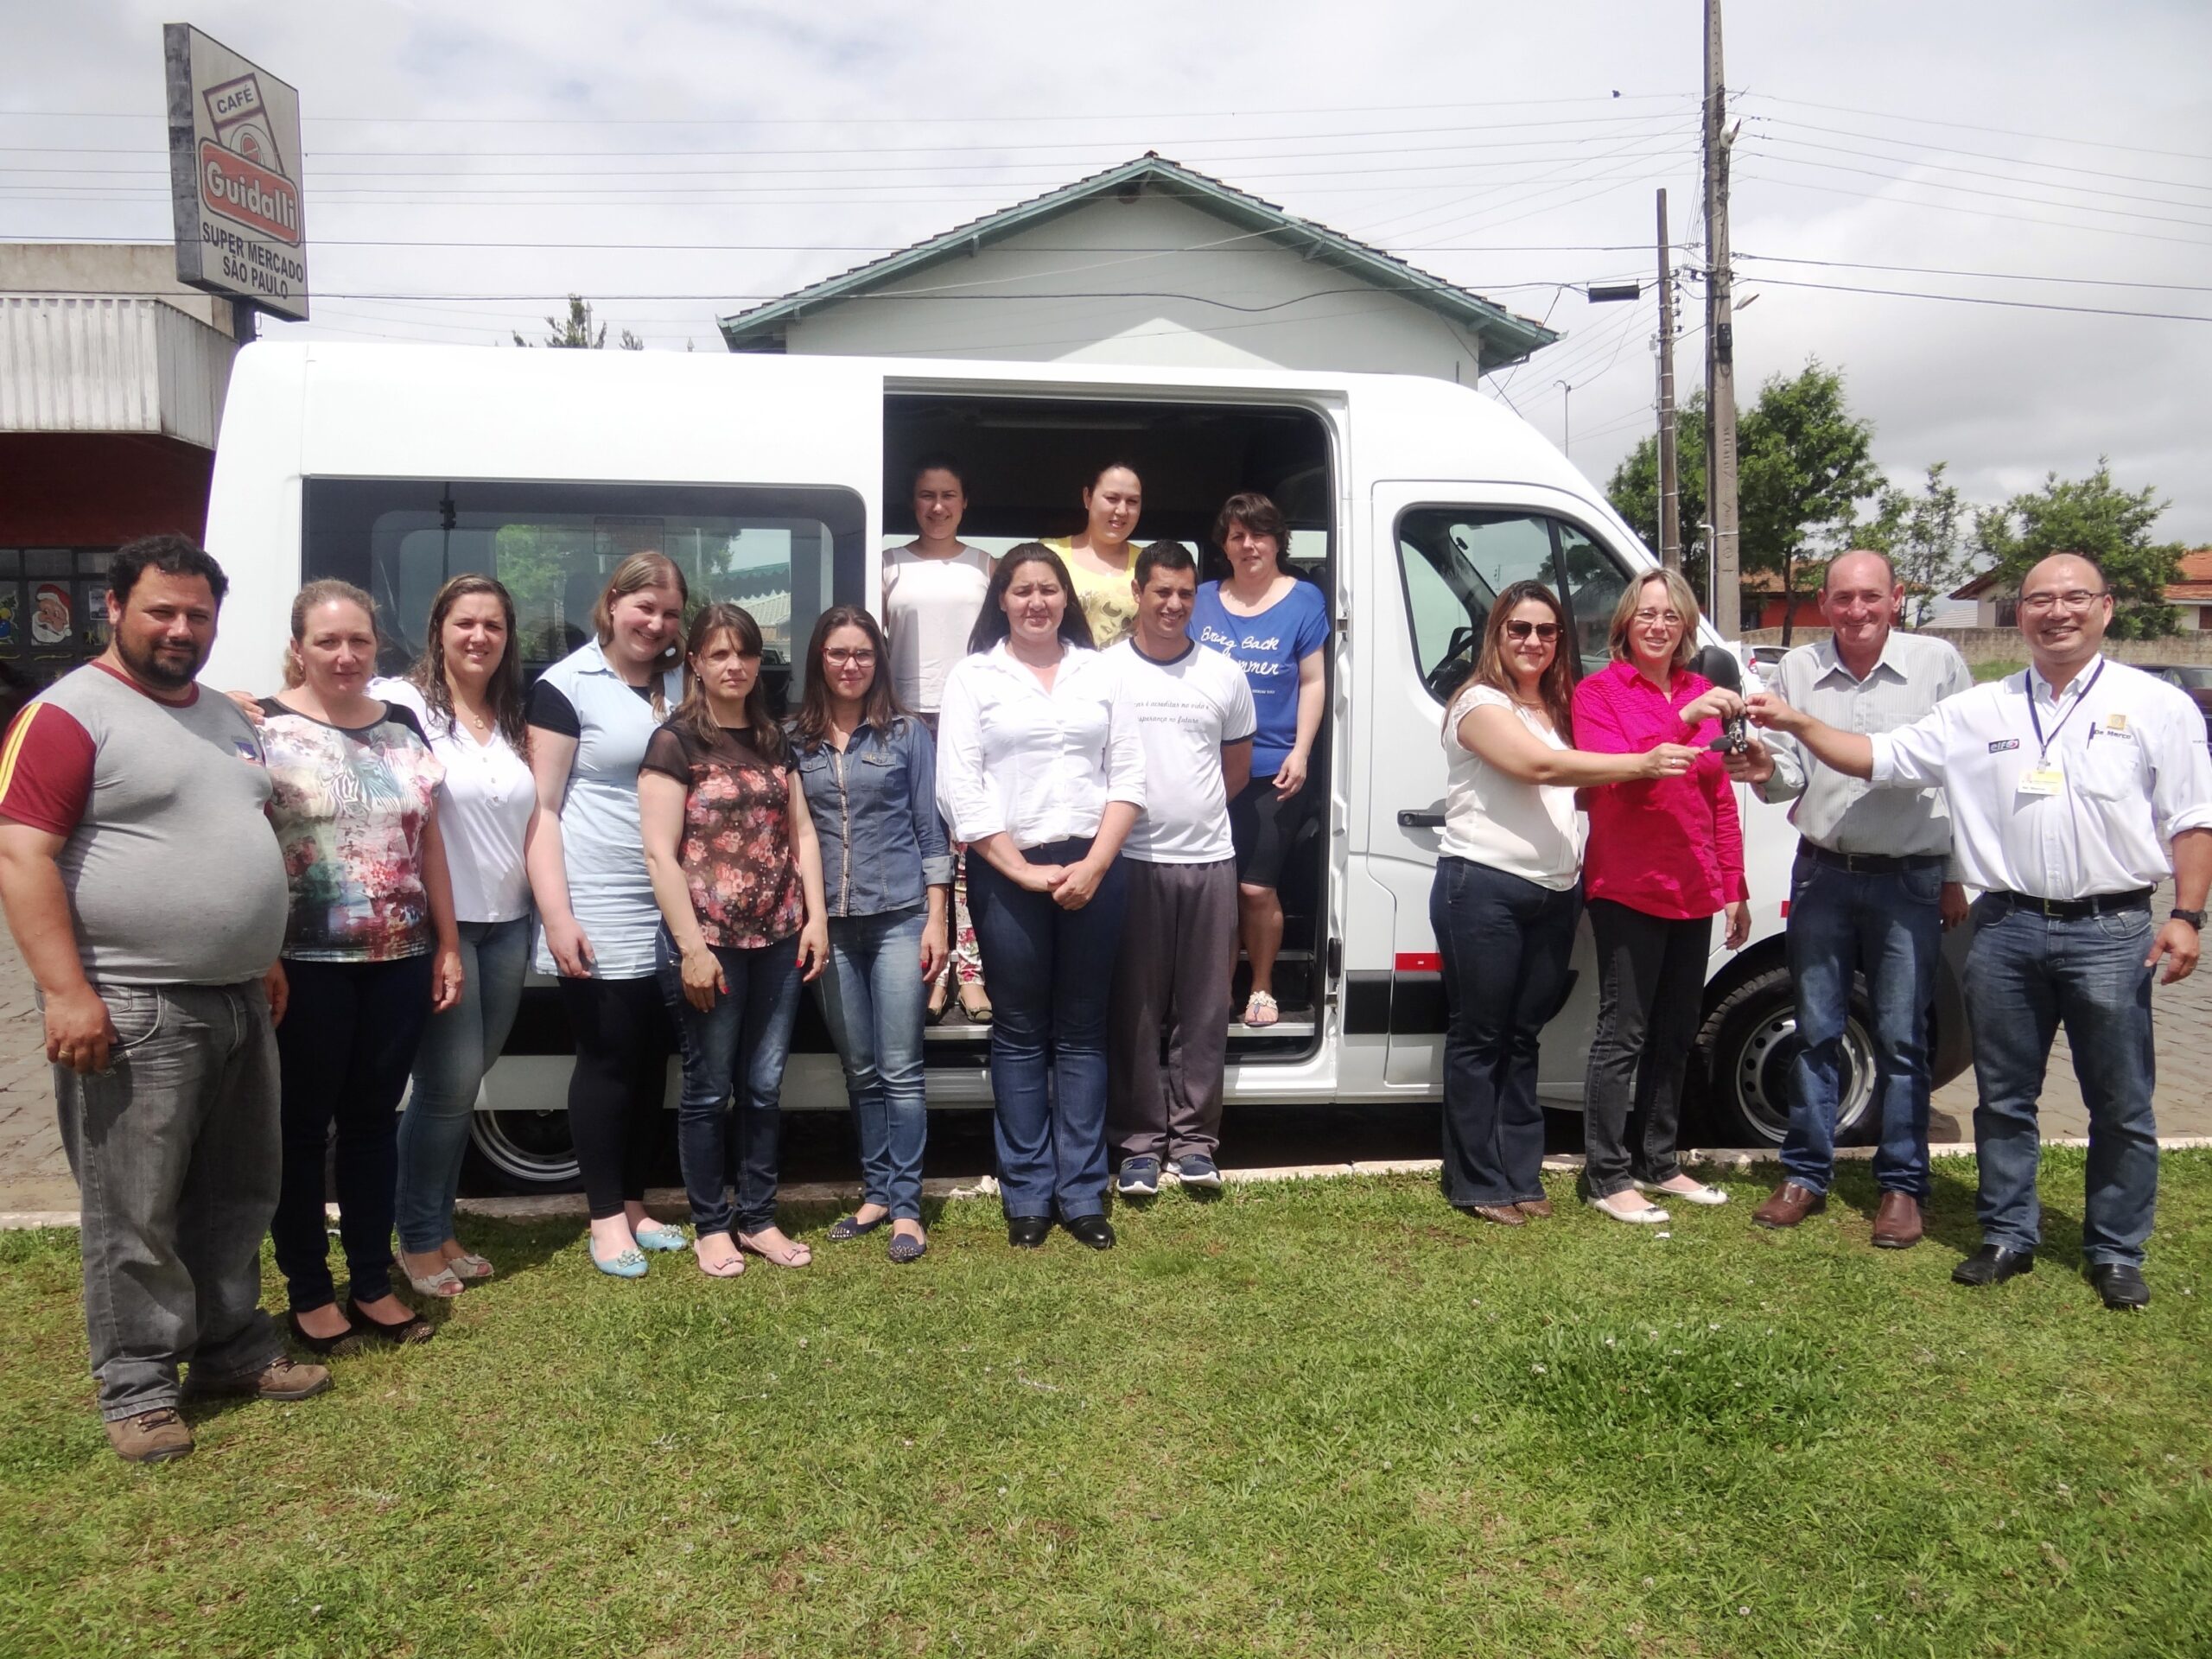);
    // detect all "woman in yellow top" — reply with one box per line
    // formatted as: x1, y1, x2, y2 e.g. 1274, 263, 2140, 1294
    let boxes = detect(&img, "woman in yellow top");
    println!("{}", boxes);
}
1046, 461, 1144, 648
